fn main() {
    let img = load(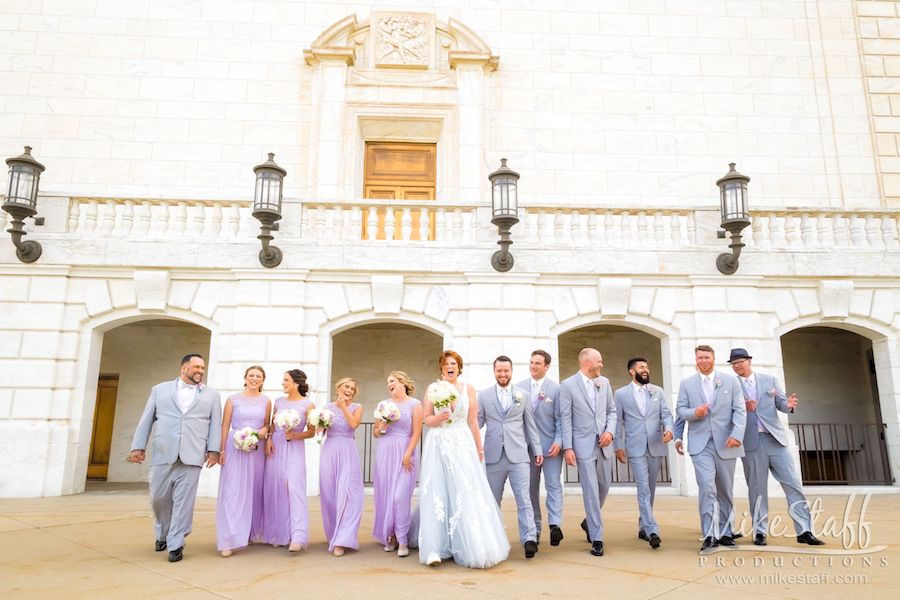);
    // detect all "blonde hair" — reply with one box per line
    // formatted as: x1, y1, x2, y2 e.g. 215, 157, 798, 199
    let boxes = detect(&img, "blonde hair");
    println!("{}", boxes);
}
388, 371, 415, 396
243, 365, 266, 392
334, 377, 358, 400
